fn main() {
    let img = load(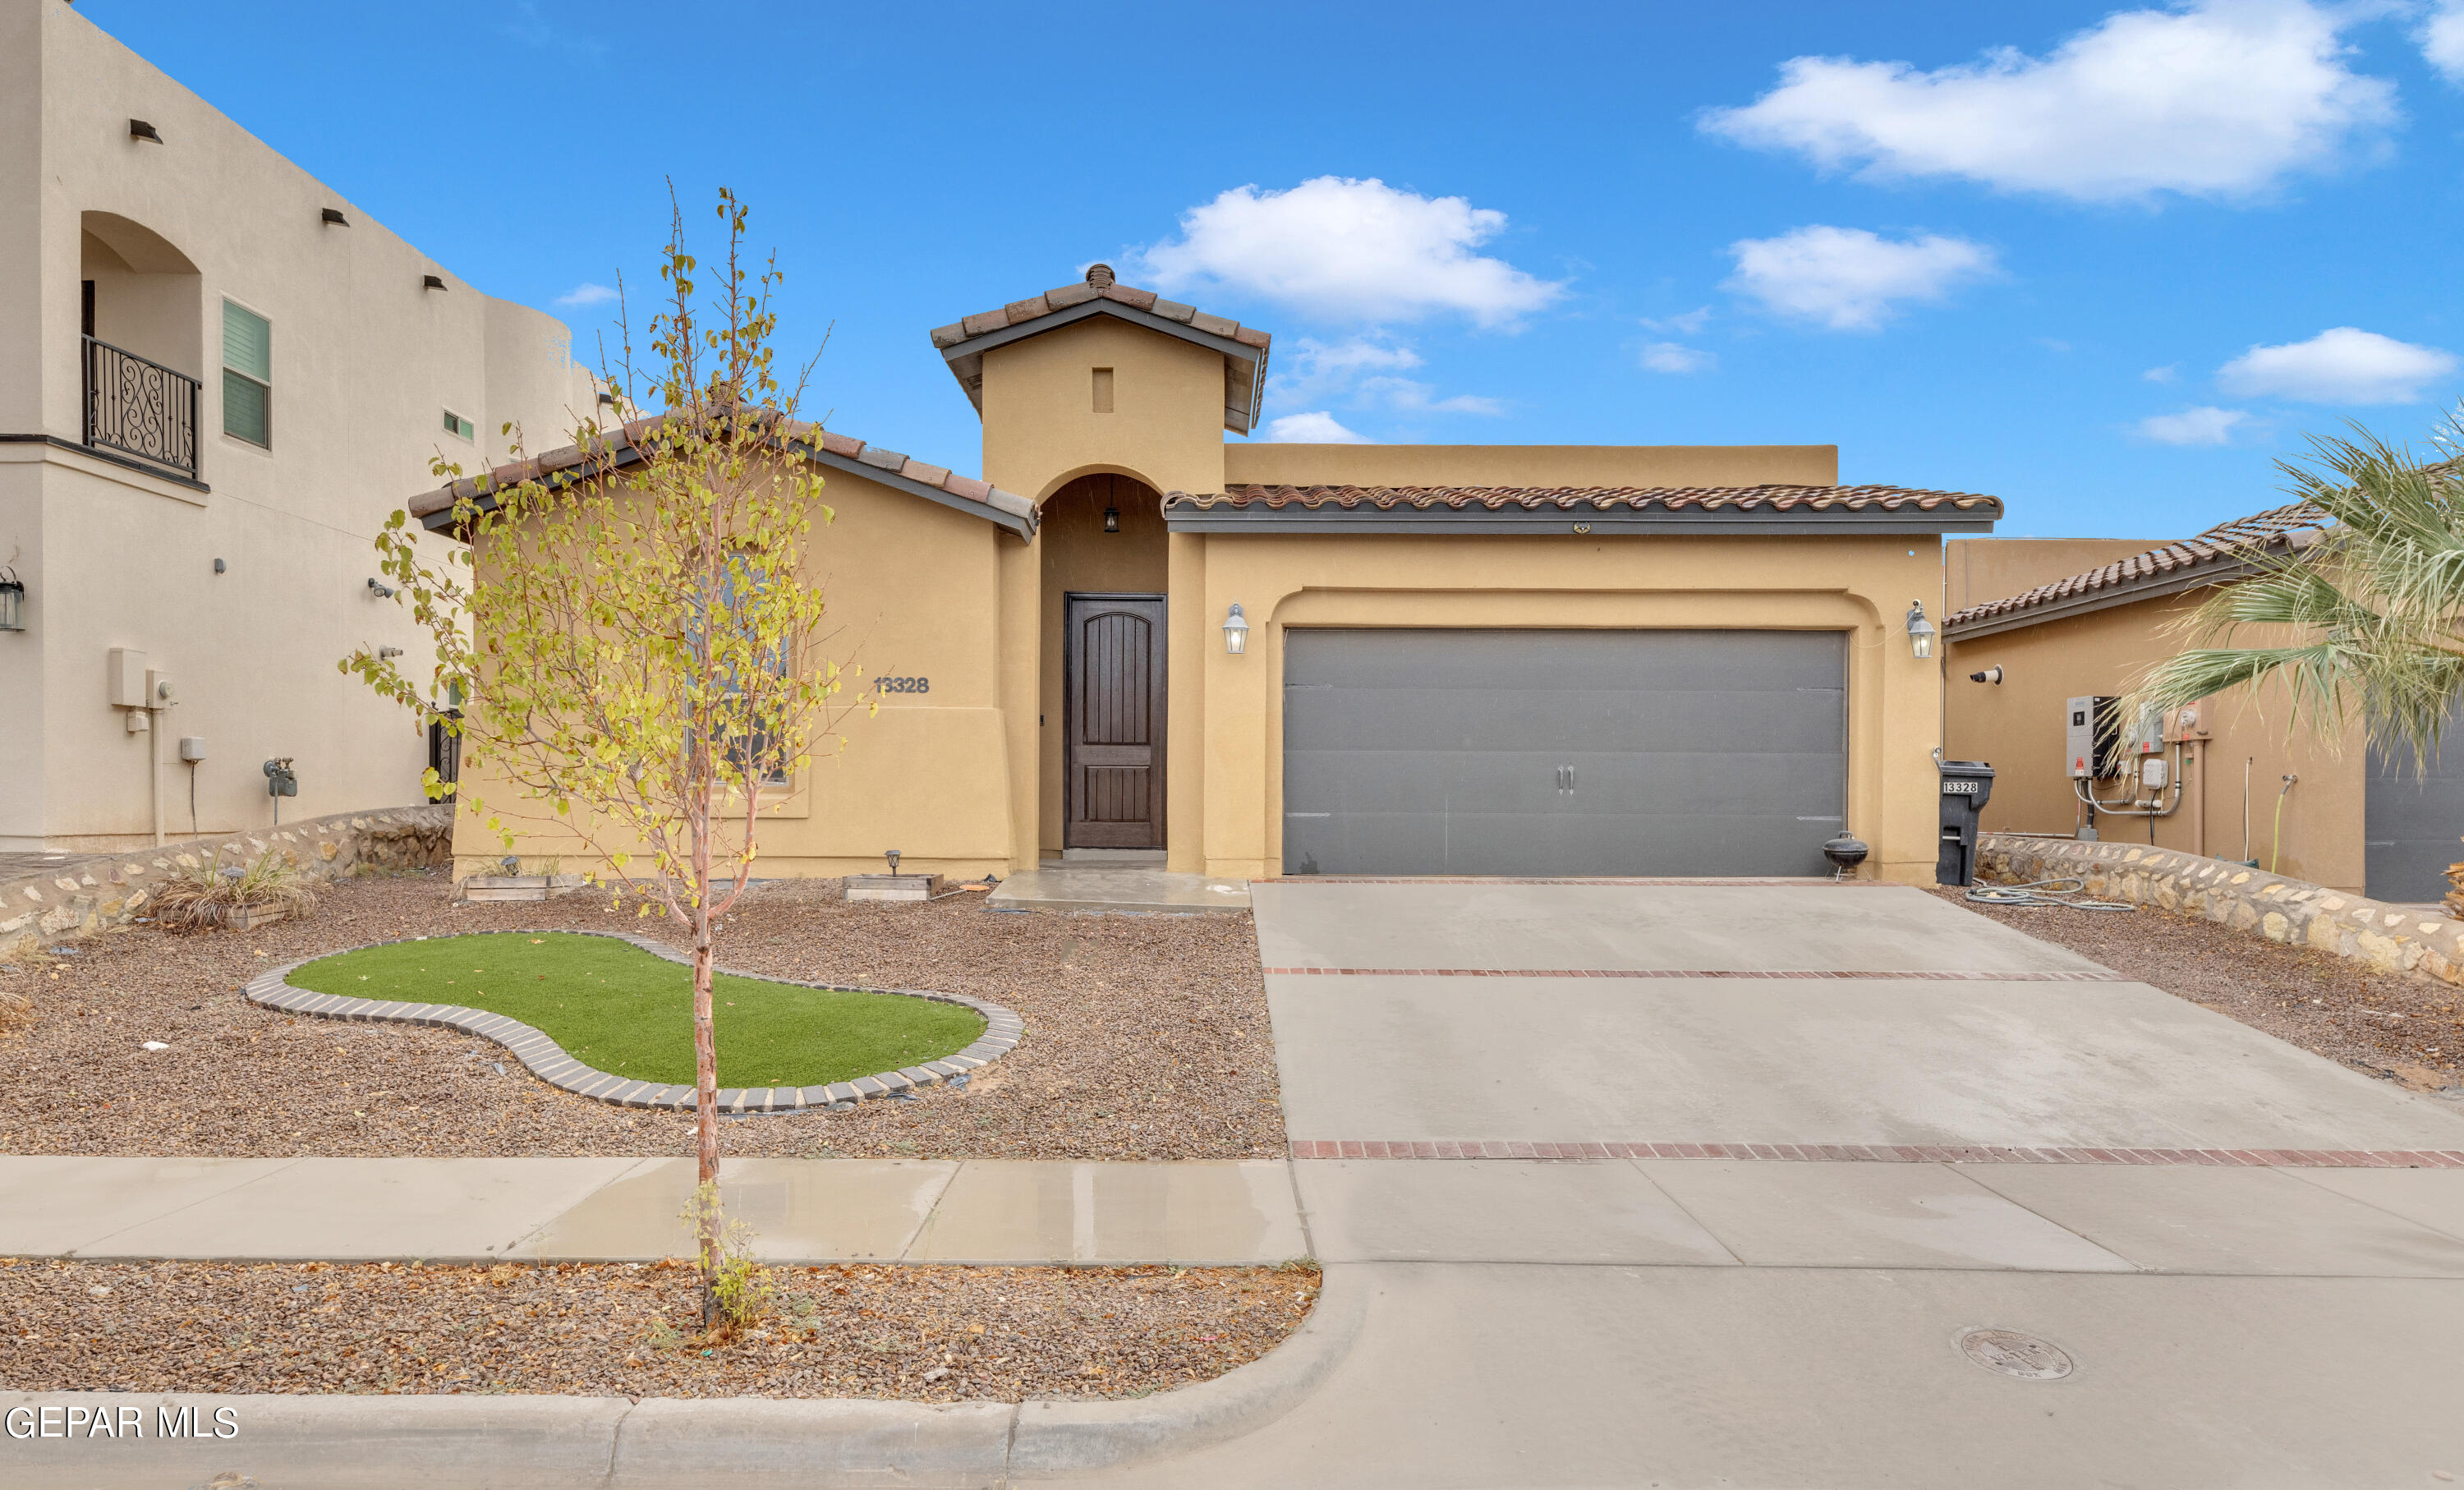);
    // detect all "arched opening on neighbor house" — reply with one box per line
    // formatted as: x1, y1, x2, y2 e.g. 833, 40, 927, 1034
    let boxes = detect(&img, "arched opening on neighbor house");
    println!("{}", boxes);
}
1039, 471, 1169, 856
79, 211, 204, 476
